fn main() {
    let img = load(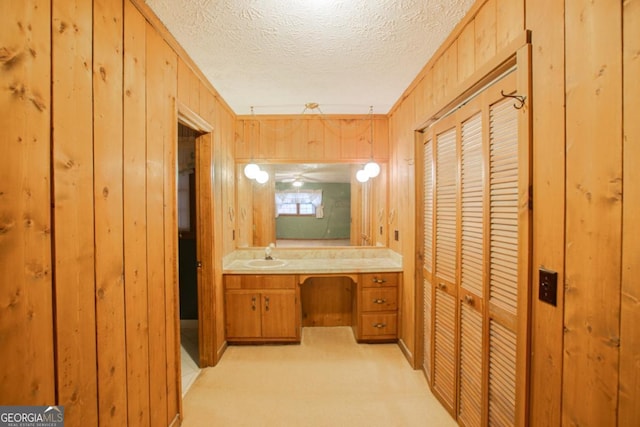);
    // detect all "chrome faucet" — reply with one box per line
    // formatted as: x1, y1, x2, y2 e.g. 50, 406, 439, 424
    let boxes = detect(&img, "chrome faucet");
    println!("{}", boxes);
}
264, 243, 275, 260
